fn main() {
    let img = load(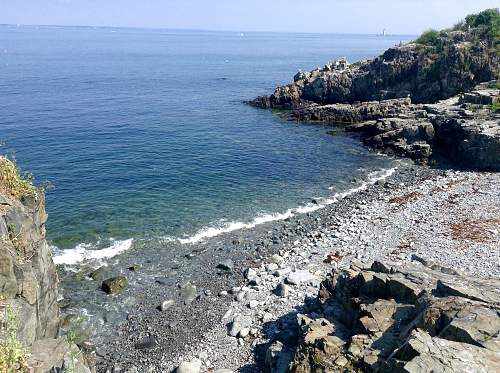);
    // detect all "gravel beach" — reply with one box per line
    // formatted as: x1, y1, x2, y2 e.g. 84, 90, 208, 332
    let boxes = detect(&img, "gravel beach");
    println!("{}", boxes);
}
95, 163, 499, 372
